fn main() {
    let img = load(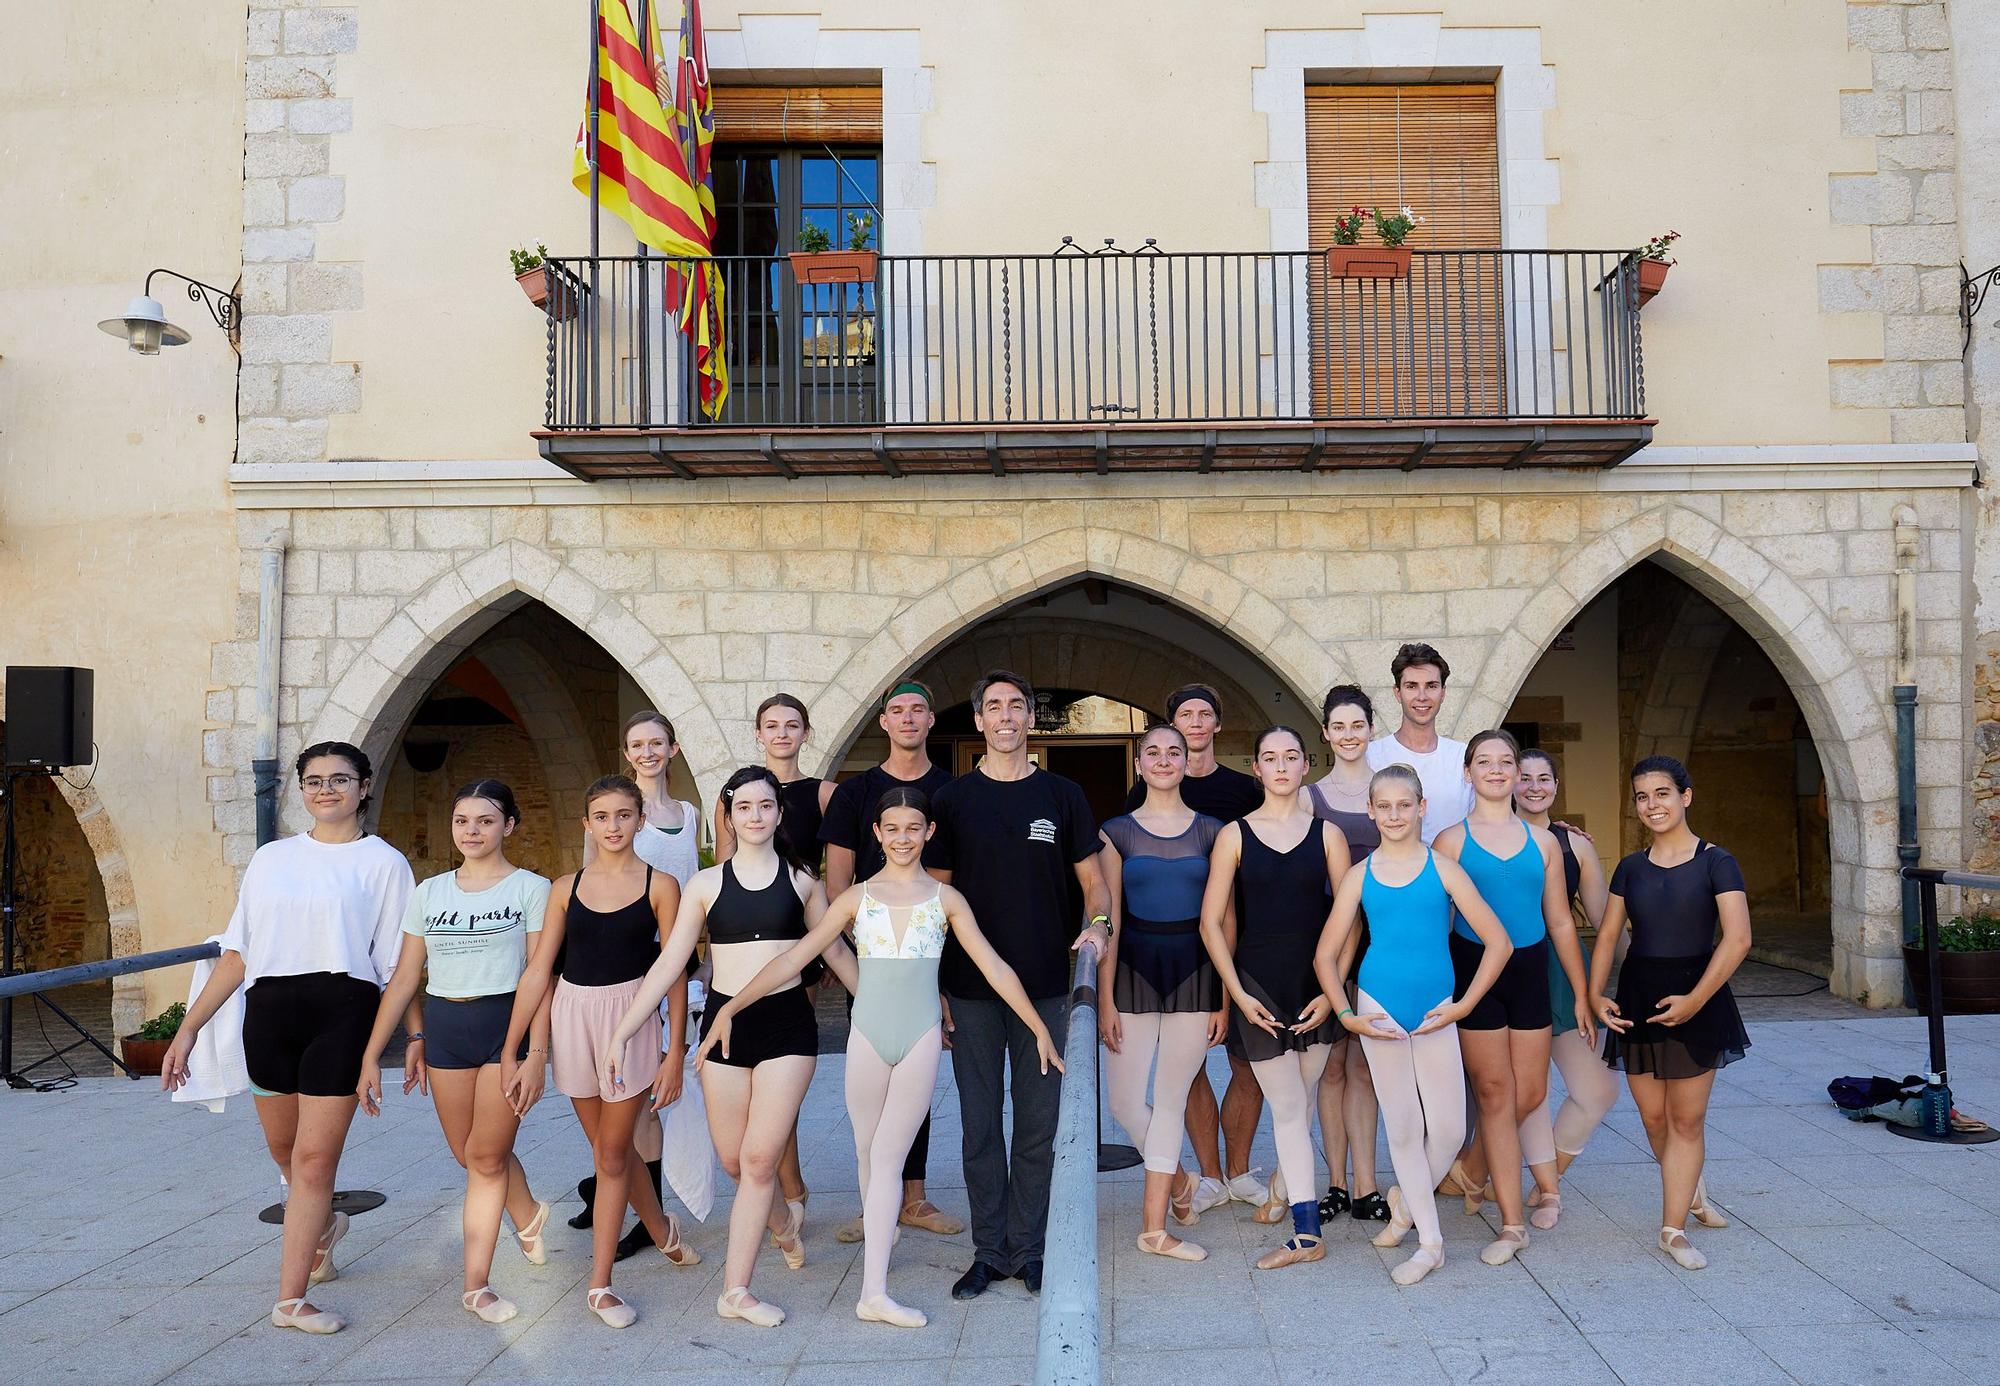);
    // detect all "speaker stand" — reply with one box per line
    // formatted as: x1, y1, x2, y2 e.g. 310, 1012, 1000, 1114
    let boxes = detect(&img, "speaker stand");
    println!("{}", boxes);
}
2, 766, 133, 1086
